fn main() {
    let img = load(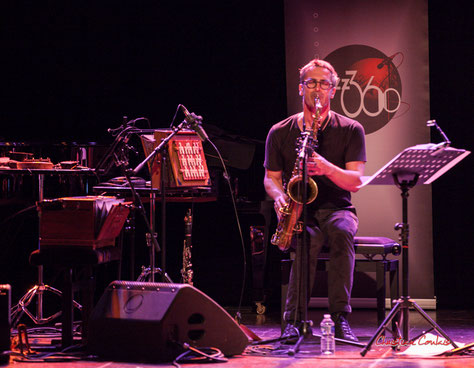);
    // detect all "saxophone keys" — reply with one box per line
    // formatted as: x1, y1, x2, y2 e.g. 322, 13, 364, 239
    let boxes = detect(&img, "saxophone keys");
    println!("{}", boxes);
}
294, 221, 304, 233
278, 205, 291, 215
